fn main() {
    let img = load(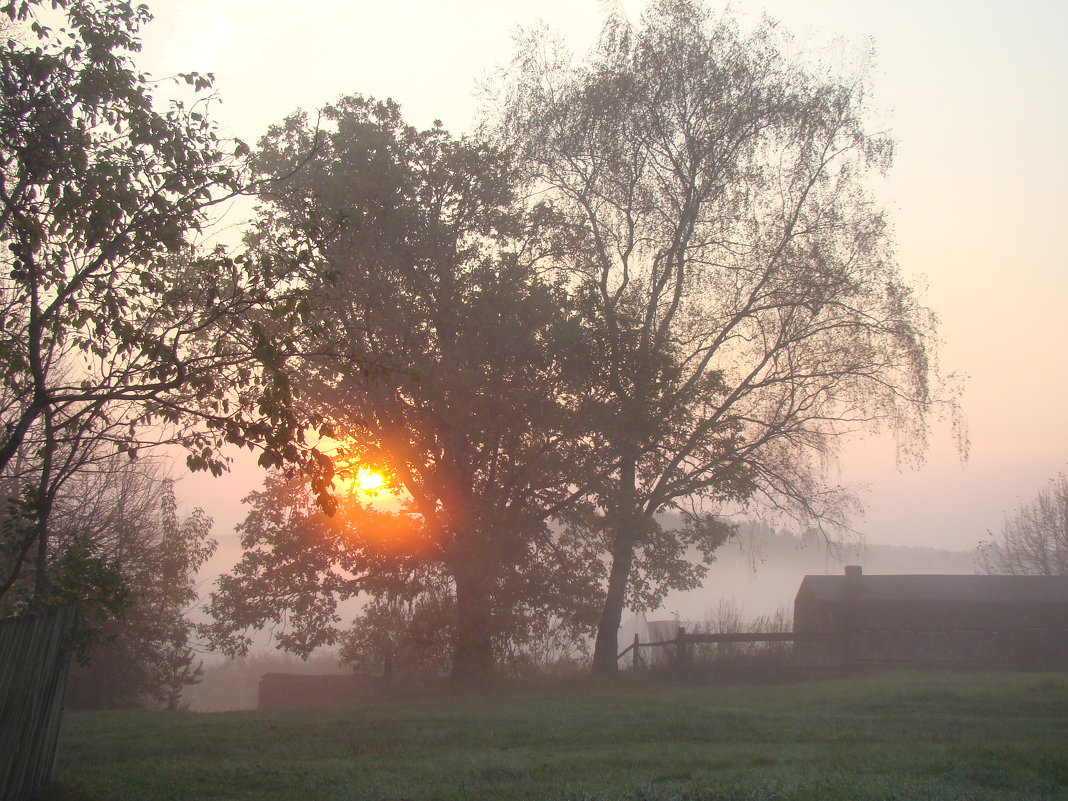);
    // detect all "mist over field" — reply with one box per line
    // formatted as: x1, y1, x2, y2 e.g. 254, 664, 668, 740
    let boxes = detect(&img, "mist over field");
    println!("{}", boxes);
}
2, 0, 1067, 798
658, 523, 978, 624
184, 522, 978, 713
